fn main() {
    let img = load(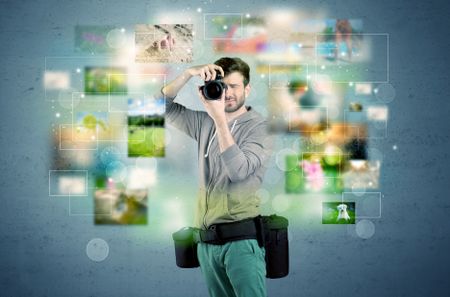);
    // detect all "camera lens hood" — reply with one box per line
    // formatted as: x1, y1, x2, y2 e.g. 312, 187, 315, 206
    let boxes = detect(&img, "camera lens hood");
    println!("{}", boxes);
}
200, 75, 227, 100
